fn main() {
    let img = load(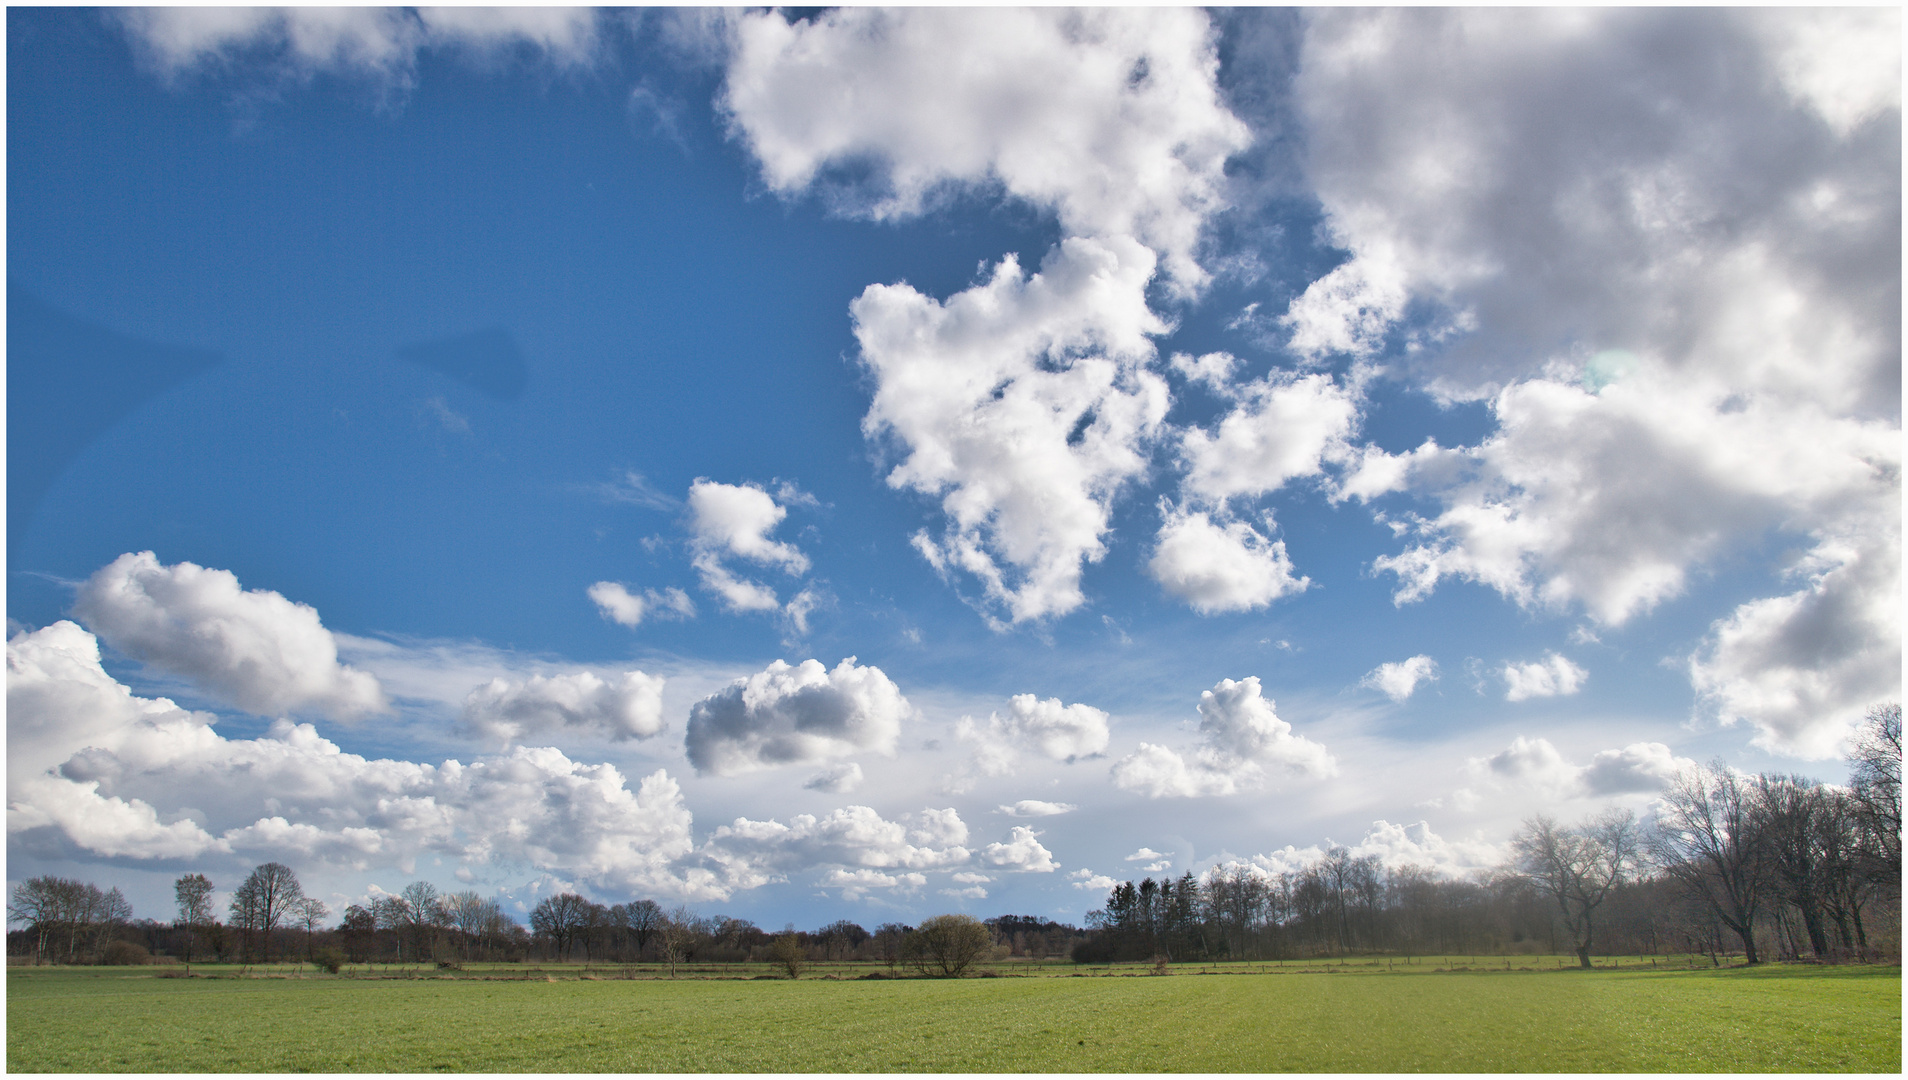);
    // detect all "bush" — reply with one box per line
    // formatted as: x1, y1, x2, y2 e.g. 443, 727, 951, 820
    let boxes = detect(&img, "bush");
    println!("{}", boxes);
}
313, 946, 345, 974
97, 941, 150, 966
905, 915, 992, 977
768, 931, 805, 978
